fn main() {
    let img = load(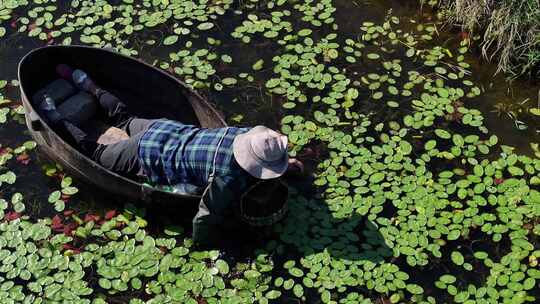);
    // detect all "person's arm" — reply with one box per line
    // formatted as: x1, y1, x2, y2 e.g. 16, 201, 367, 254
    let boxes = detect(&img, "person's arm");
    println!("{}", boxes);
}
287, 158, 304, 173
192, 175, 238, 248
